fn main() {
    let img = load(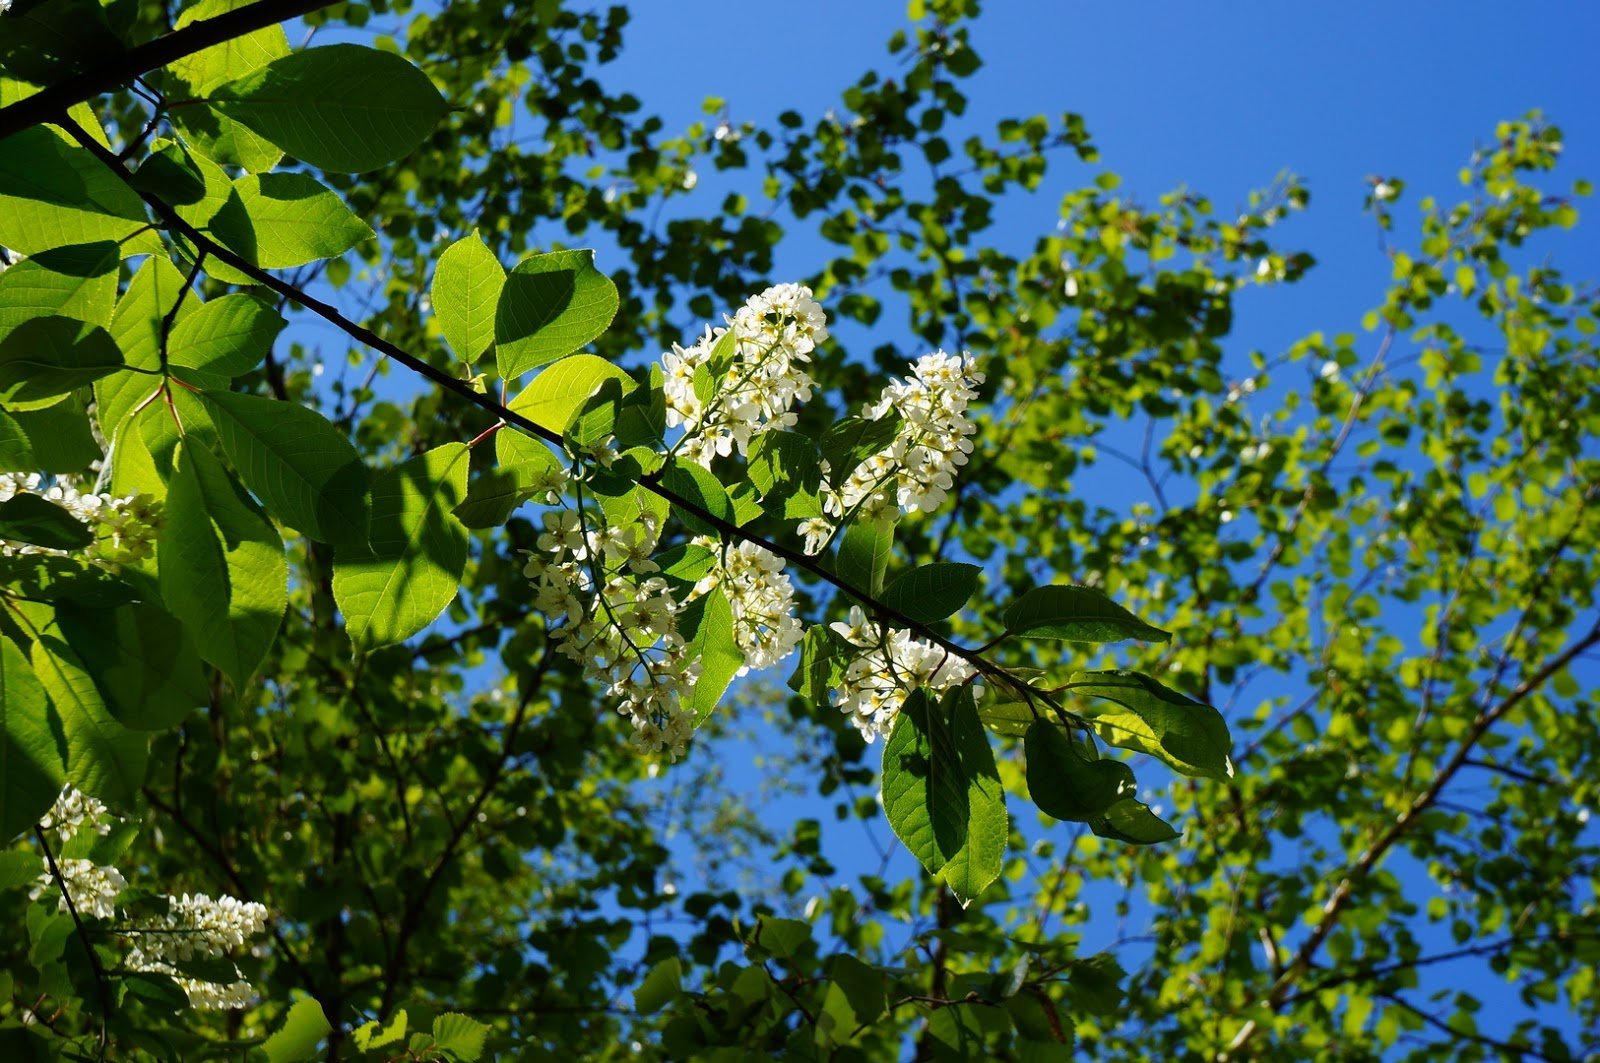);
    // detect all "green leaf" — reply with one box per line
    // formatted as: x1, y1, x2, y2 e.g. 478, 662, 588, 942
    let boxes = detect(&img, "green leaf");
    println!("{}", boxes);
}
0, 494, 93, 550
882, 686, 1008, 905
121, 972, 189, 1015
816, 954, 887, 1049
1065, 953, 1127, 1015
495, 250, 620, 378
29, 634, 147, 805
819, 414, 901, 481
658, 458, 733, 539
0, 241, 120, 337
836, 518, 894, 596
352, 1010, 407, 1051
1067, 669, 1233, 780
752, 916, 812, 959
1002, 585, 1171, 643
1024, 721, 1134, 822
96, 256, 192, 438
452, 429, 559, 529
430, 1013, 489, 1061
167, 293, 285, 378
789, 623, 853, 704
0, 126, 150, 256
55, 602, 206, 730
654, 543, 716, 594
633, 957, 683, 1015
434, 231, 505, 365
164, 0, 289, 173
1089, 798, 1179, 845
0, 317, 123, 407
260, 996, 332, 1063
679, 585, 744, 724
936, 685, 1008, 905
207, 44, 448, 173
506, 353, 636, 447
9, 393, 100, 474
333, 443, 471, 651
1, 636, 67, 844
0, 407, 34, 472
200, 389, 370, 547
746, 430, 824, 517
0, 850, 46, 892
229, 172, 374, 268
880, 562, 981, 624
0, 554, 135, 607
